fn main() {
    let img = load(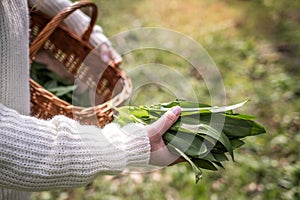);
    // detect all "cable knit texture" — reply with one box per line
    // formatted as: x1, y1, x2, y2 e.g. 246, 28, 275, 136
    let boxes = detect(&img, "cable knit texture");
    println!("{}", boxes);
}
0, 0, 150, 199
